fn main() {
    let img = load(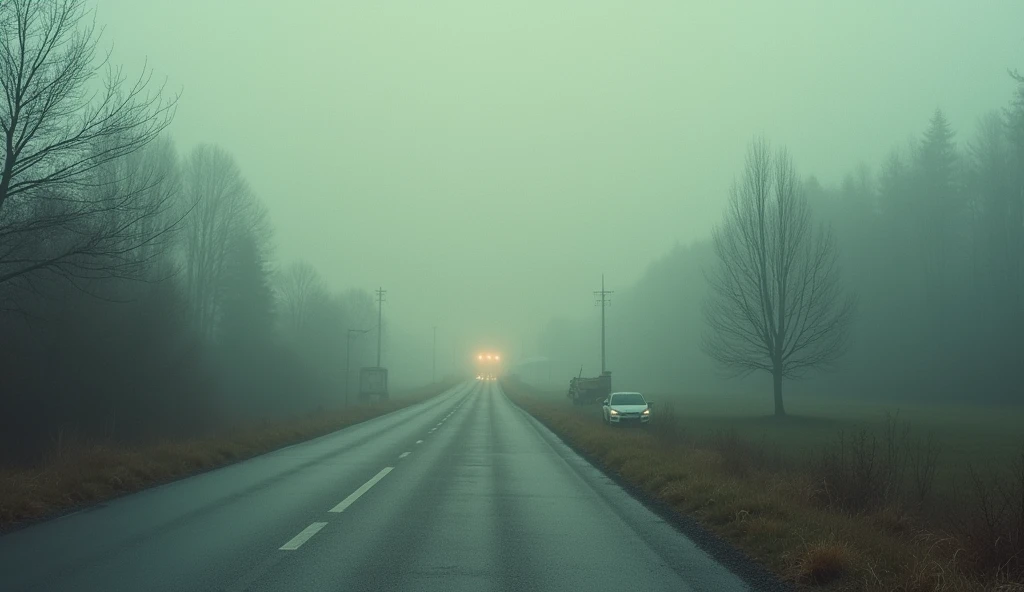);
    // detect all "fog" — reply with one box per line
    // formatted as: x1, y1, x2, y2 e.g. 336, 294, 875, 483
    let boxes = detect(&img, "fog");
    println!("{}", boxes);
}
1, 0, 1023, 460
98, 0, 1022, 364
